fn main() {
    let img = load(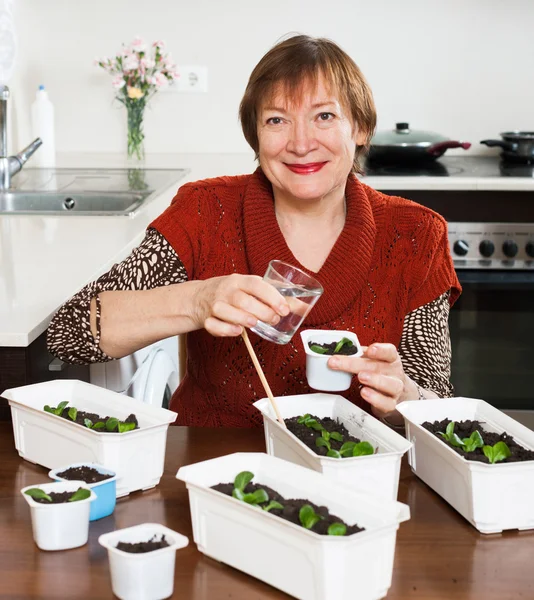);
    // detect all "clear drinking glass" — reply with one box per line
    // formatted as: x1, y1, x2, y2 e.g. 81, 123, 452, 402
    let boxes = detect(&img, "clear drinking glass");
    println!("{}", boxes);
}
250, 260, 324, 345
